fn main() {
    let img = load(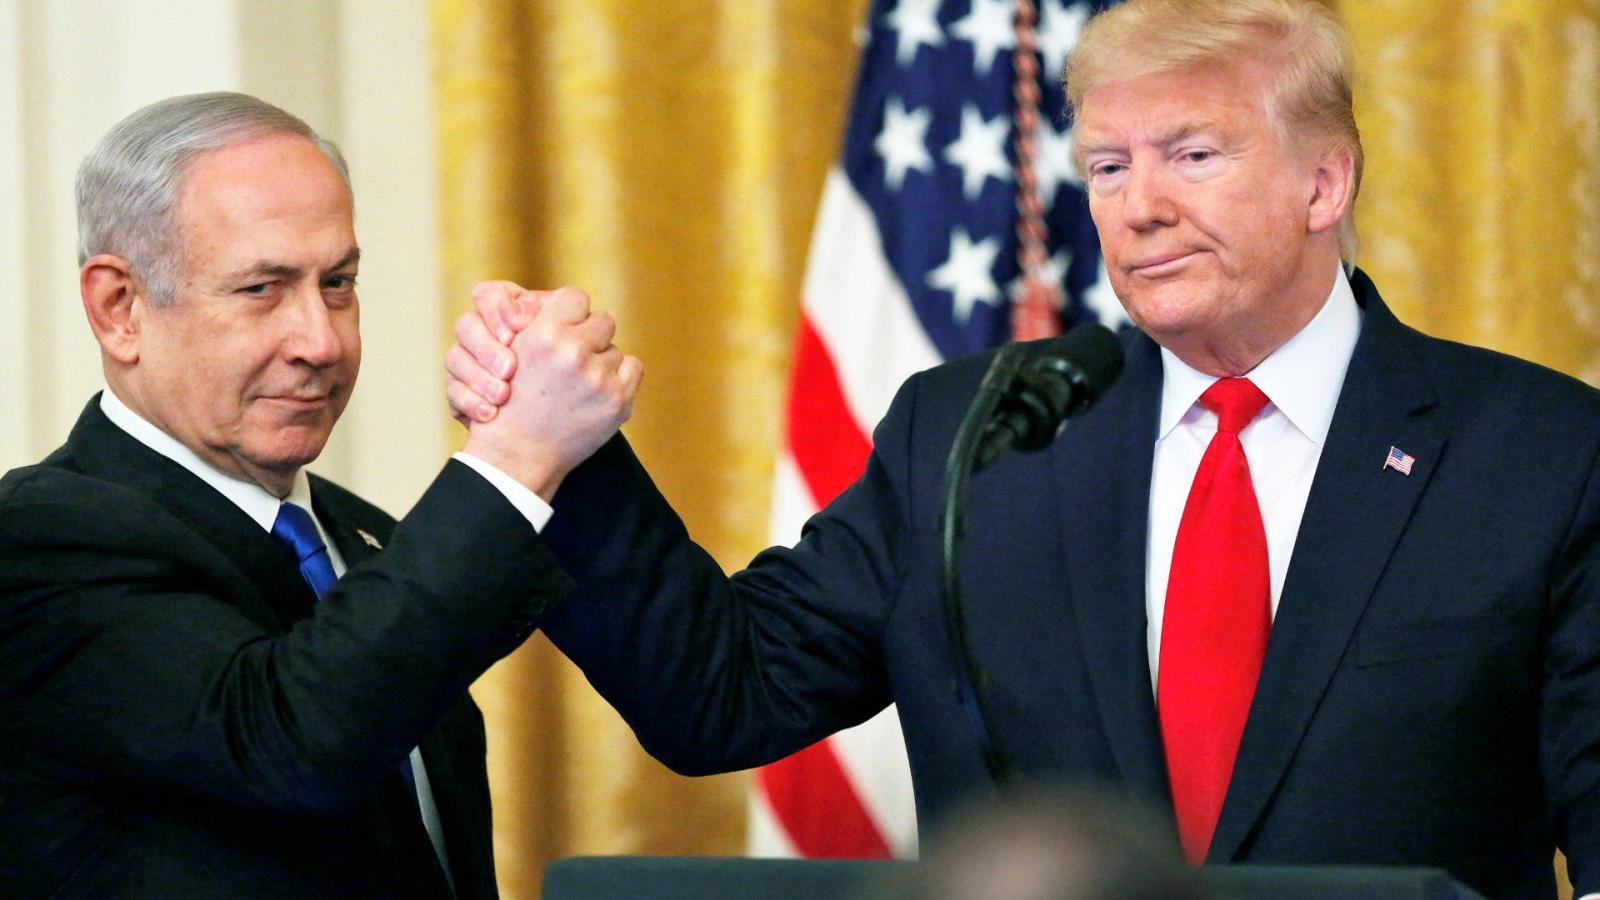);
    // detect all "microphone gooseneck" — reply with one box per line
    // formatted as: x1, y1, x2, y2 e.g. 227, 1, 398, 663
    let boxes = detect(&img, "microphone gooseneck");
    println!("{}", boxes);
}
974, 323, 1125, 471
940, 323, 1125, 786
